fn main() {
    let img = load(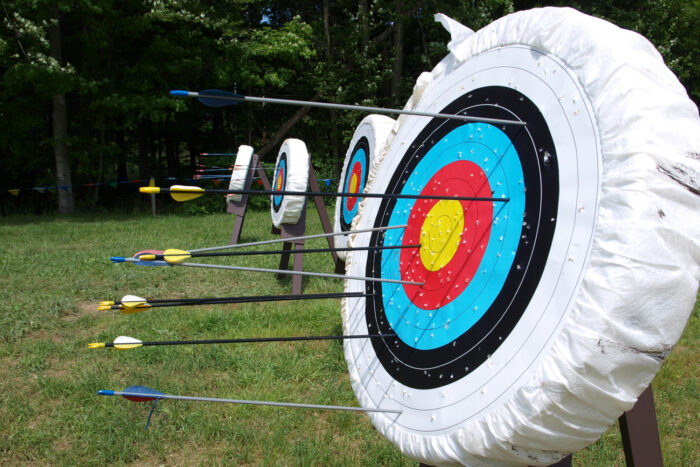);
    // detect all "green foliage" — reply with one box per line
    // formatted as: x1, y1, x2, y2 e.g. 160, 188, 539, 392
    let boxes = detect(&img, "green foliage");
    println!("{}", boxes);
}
1, 0, 698, 214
